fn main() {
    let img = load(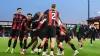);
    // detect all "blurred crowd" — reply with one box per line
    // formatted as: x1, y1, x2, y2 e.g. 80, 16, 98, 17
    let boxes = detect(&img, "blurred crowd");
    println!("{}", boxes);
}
0, 29, 10, 37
